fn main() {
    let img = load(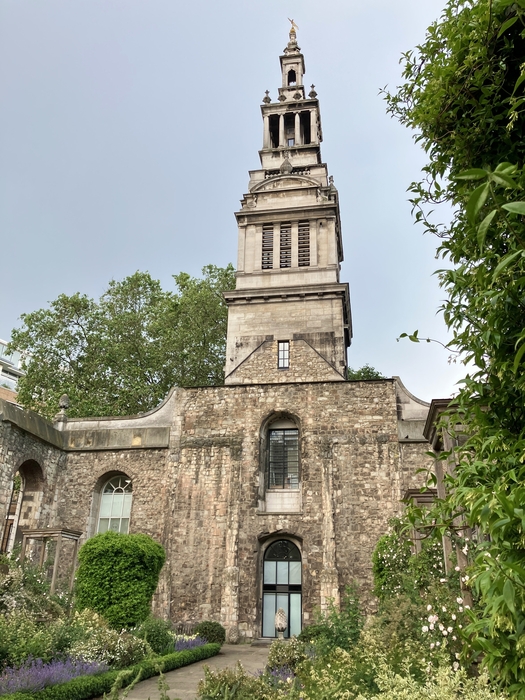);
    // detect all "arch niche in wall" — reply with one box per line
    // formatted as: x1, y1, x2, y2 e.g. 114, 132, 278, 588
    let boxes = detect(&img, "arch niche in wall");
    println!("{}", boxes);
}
261, 539, 302, 638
